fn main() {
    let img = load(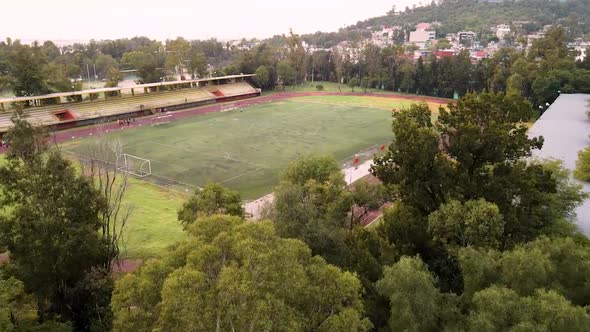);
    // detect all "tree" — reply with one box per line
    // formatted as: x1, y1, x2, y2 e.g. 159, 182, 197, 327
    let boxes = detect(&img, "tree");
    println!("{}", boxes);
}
399, 61, 415, 93
272, 156, 352, 264
277, 60, 296, 86
8, 43, 48, 98
105, 67, 121, 90
0, 114, 113, 329
468, 286, 590, 331
177, 183, 243, 229
574, 147, 590, 181
94, 53, 118, 79
373, 93, 587, 294
285, 29, 307, 84
459, 236, 590, 307
112, 215, 372, 331
254, 65, 271, 89
428, 199, 504, 249
434, 38, 451, 50
78, 133, 131, 269
44, 62, 74, 92
376, 257, 442, 331
372, 102, 452, 215
188, 51, 207, 78
0, 275, 71, 331
121, 51, 163, 84
348, 77, 360, 92
165, 37, 191, 79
